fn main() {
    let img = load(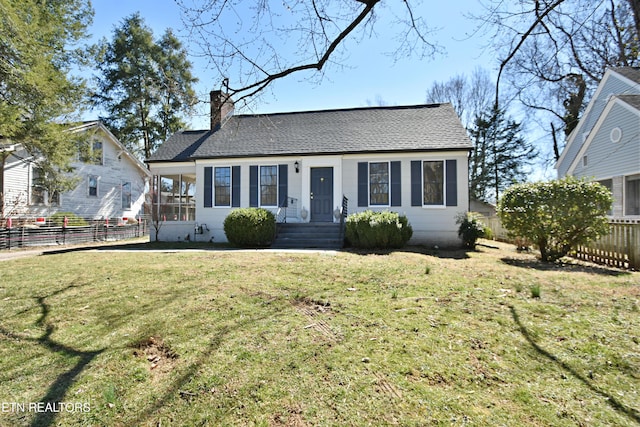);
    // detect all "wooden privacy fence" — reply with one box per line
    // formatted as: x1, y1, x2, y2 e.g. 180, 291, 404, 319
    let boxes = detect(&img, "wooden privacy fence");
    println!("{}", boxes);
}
573, 218, 639, 270
478, 216, 640, 270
